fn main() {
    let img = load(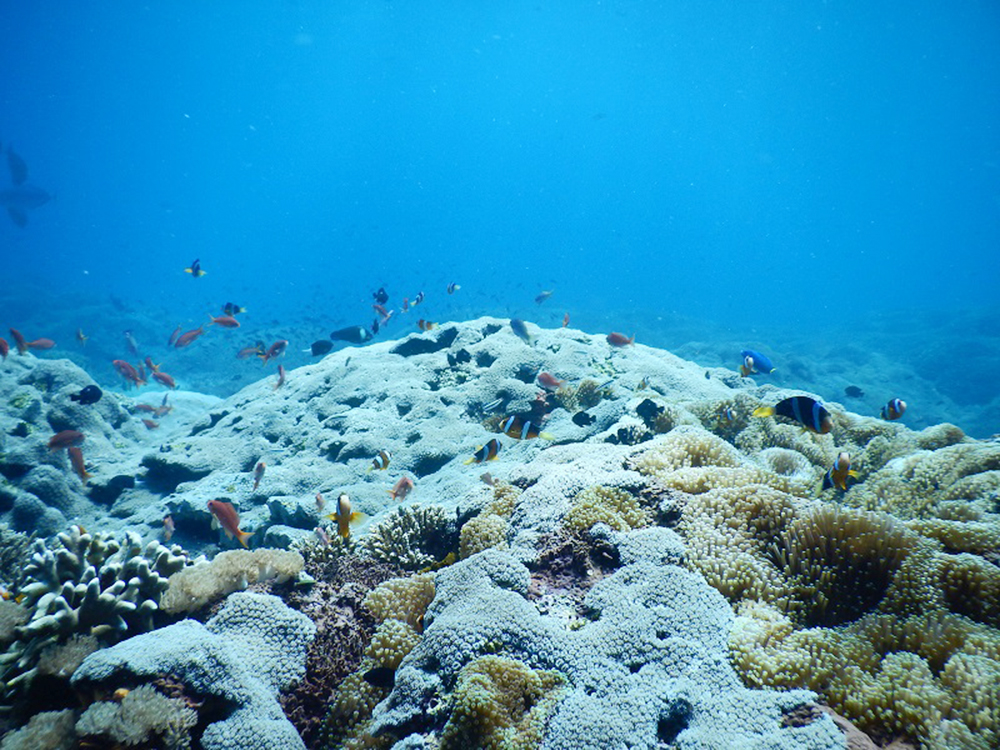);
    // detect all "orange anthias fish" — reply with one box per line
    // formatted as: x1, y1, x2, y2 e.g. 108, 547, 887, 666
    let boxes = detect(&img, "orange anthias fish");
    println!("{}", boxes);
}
142, 419, 159, 430
67, 446, 92, 483
207, 499, 253, 548
259, 340, 288, 365
537, 372, 565, 390
562, 313, 570, 328
238, 342, 266, 359
9, 328, 28, 354
174, 326, 206, 348
168, 325, 182, 346
152, 371, 176, 389
388, 475, 415, 501
163, 515, 175, 543
26, 338, 55, 350
113, 359, 146, 388
49, 430, 85, 450
274, 365, 286, 390
208, 314, 240, 329
252, 461, 266, 491
0, 337, 8, 360
76, 329, 88, 347
606, 332, 635, 347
